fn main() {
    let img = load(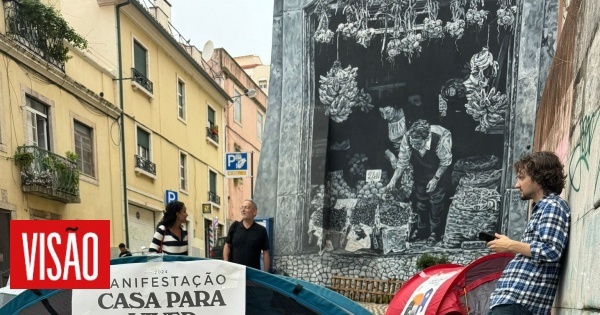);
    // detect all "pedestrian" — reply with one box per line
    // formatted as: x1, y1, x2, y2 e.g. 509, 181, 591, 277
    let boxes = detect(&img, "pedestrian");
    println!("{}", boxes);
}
118, 243, 132, 257
149, 201, 189, 255
386, 119, 453, 246
487, 151, 570, 315
223, 199, 270, 271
